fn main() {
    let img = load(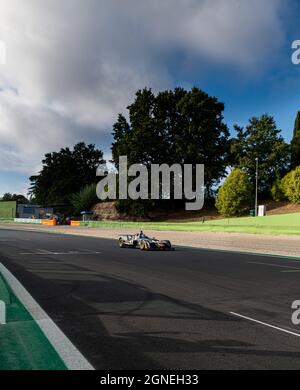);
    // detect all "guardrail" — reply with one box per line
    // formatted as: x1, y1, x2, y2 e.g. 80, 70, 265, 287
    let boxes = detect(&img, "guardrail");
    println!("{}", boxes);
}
14, 218, 42, 224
